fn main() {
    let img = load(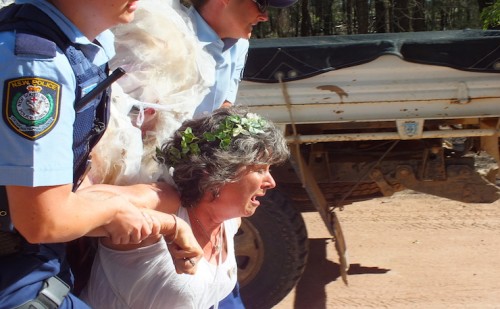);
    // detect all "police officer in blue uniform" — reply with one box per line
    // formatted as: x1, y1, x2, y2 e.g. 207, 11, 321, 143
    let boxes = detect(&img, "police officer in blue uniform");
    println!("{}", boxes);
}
0, 0, 176, 308
187, 0, 298, 118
